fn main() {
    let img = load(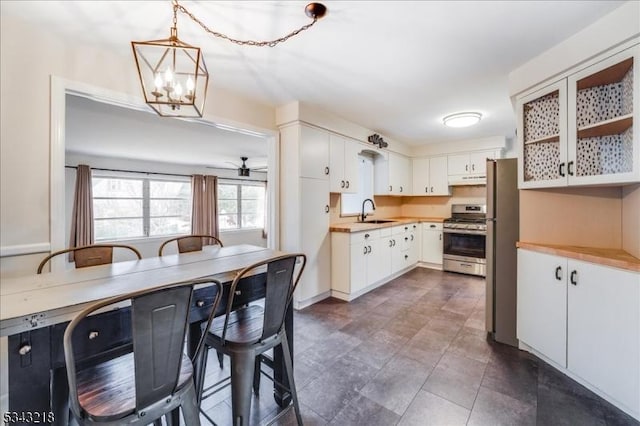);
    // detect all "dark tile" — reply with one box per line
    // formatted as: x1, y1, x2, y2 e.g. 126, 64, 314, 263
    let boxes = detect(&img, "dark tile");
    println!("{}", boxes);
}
329, 394, 401, 426
447, 328, 492, 363
300, 330, 362, 369
269, 403, 328, 426
347, 329, 408, 369
398, 390, 470, 426
482, 349, 538, 405
298, 354, 379, 421
537, 383, 606, 426
441, 295, 478, 317
467, 386, 536, 426
359, 354, 432, 415
383, 310, 431, 339
423, 365, 482, 409
436, 351, 487, 380
537, 361, 603, 403
339, 312, 389, 340
599, 398, 640, 426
